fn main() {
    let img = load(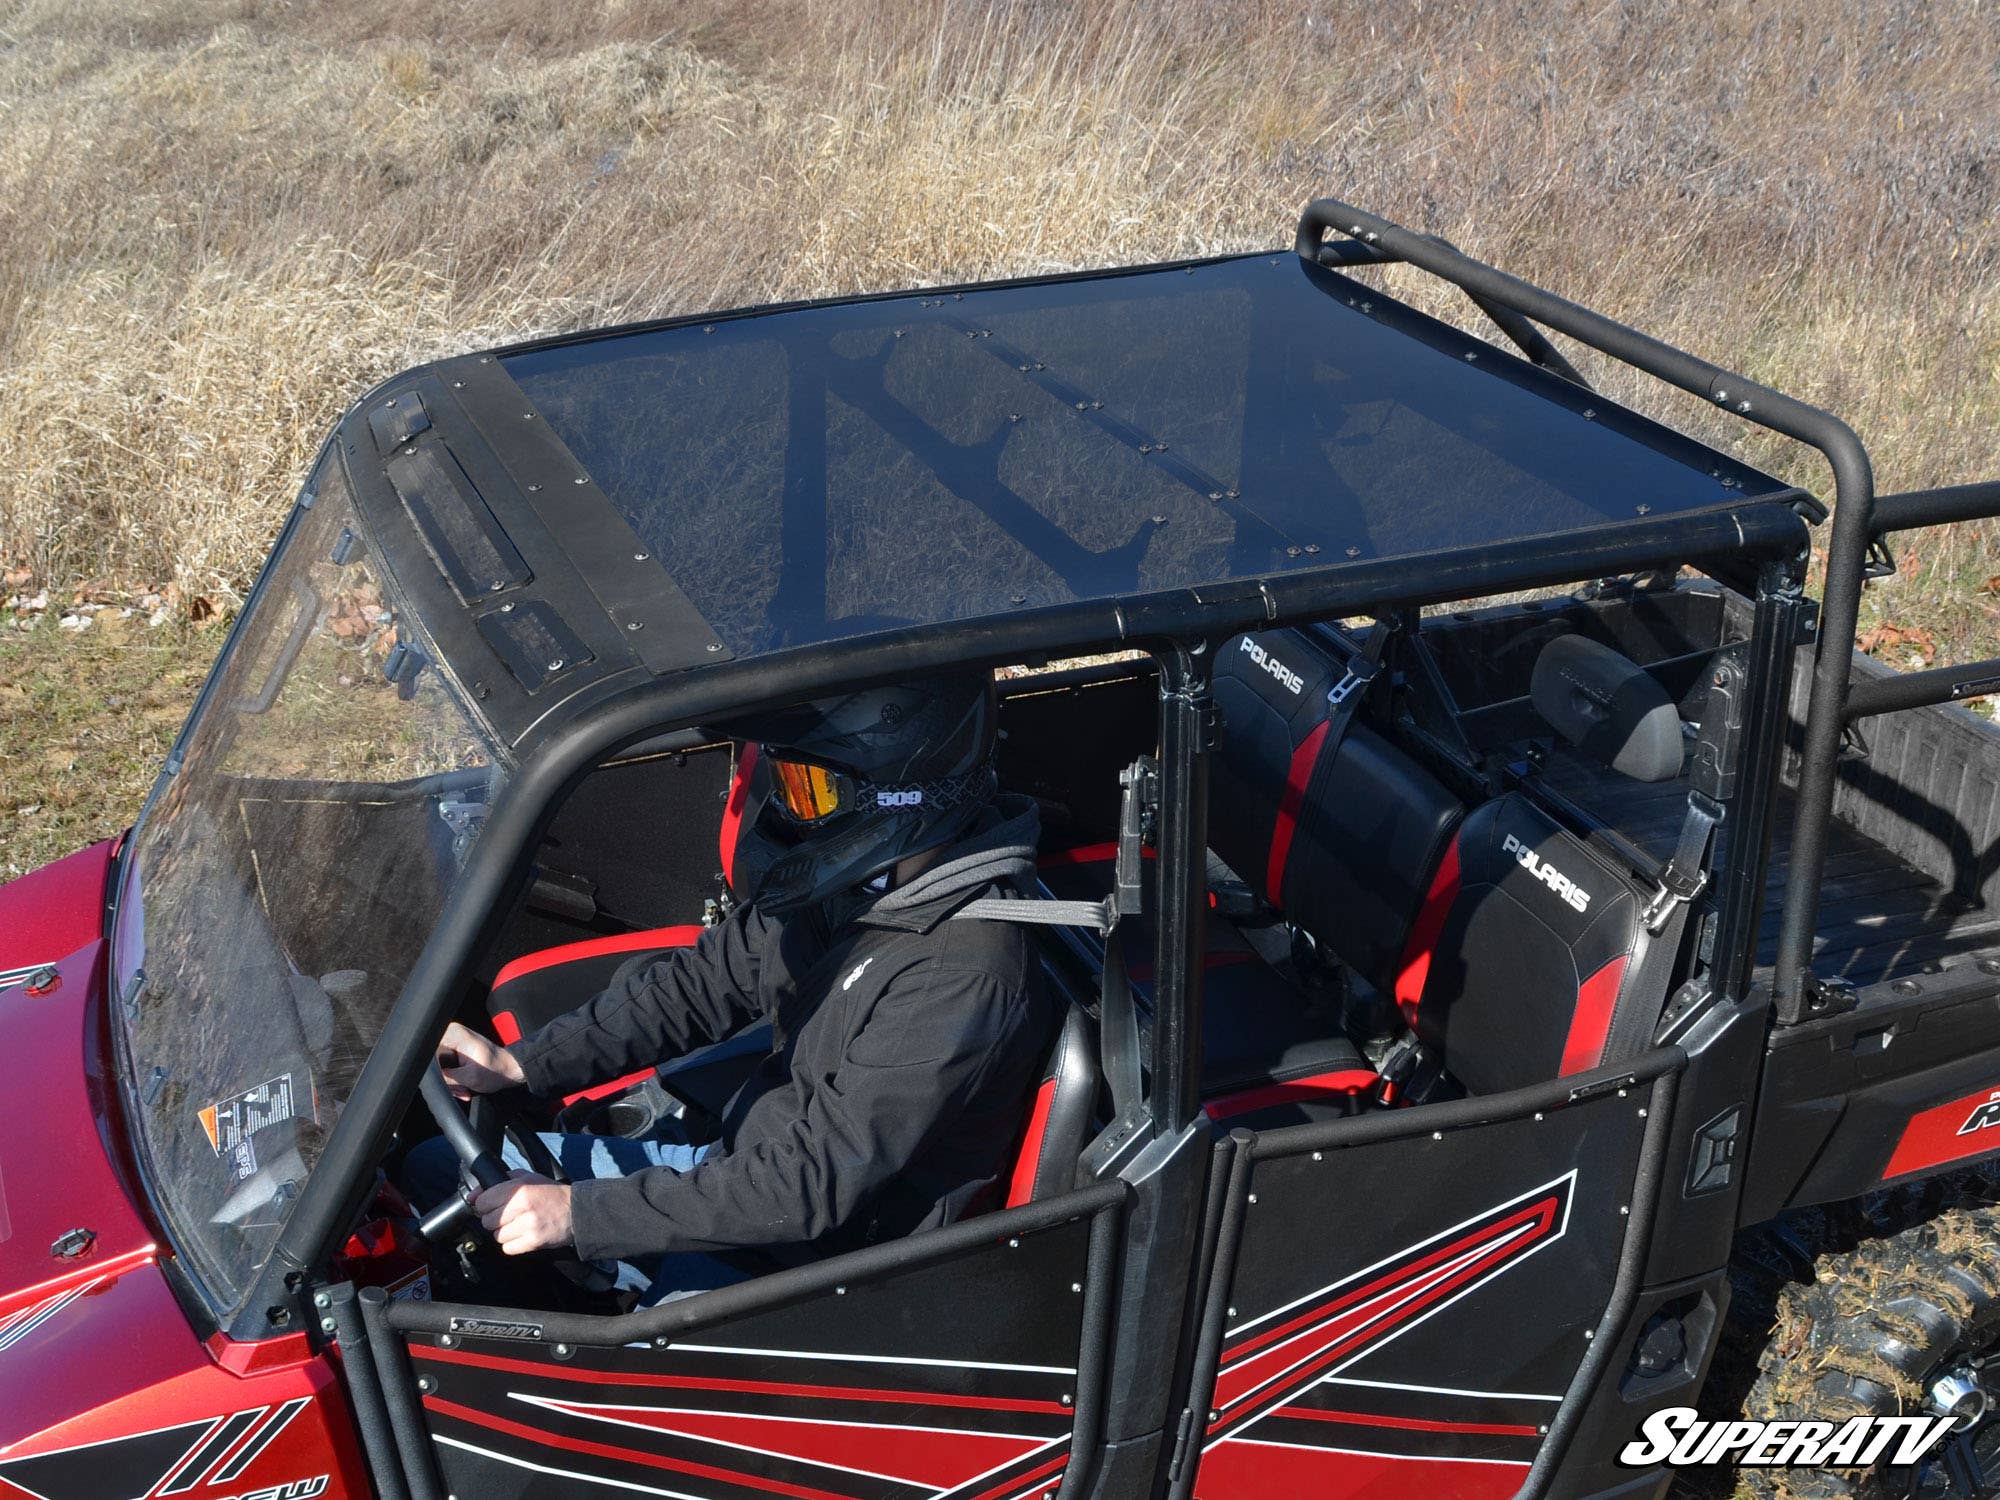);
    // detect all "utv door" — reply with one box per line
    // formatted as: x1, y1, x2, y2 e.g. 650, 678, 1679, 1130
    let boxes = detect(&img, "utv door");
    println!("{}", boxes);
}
1170, 1055, 1677, 1500
374, 1185, 1124, 1500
